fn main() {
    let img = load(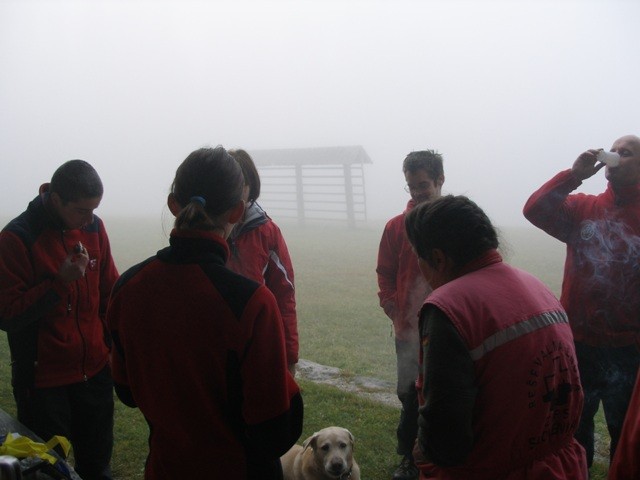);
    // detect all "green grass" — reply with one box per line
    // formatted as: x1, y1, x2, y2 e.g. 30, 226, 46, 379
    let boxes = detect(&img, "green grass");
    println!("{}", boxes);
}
0, 353, 398, 479
283, 222, 397, 382
291, 380, 399, 478
106, 379, 400, 480
0, 218, 610, 478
